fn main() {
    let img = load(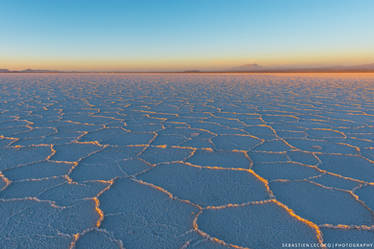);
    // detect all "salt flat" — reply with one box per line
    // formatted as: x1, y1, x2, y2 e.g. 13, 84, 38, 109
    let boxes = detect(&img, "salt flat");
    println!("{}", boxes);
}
0, 73, 374, 249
